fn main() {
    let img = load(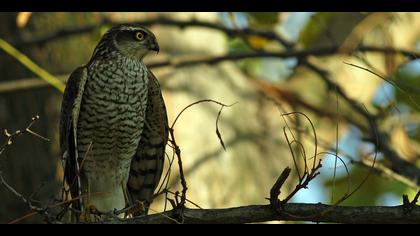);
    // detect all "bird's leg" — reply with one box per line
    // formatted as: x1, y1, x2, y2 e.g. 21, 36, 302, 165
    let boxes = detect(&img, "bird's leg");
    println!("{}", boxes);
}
79, 180, 91, 222
121, 181, 130, 208
79, 178, 101, 222
121, 181, 132, 218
